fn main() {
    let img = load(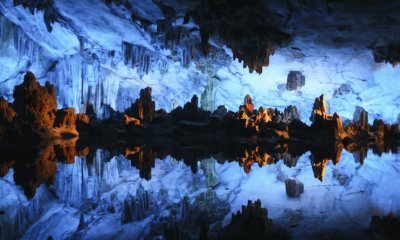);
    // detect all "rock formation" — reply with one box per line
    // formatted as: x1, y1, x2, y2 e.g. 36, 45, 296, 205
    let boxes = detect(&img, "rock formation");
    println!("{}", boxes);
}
181, 190, 230, 225
212, 105, 227, 119
13, 144, 57, 199
75, 113, 90, 131
243, 95, 254, 114
125, 87, 155, 126
124, 147, 156, 180
171, 95, 208, 123
310, 94, 328, 122
121, 184, 154, 223
13, 72, 57, 137
218, 199, 287, 240
372, 42, 400, 67
283, 105, 300, 123
353, 106, 368, 130
369, 212, 400, 239
187, 0, 291, 73
54, 108, 78, 138
0, 97, 16, 125
5, 72, 81, 139
286, 71, 305, 91
309, 95, 346, 141
200, 159, 219, 187
122, 114, 141, 127
0, 97, 17, 137
285, 178, 304, 198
